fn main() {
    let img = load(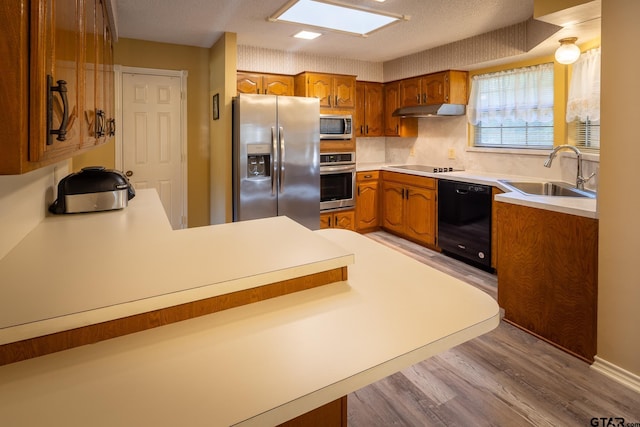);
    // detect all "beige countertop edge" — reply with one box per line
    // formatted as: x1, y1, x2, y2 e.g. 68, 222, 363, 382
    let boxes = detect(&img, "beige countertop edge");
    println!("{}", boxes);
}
357, 163, 598, 219
0, 190, 355, 344
237, 312, 499, 427
0, 254, 354, 346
